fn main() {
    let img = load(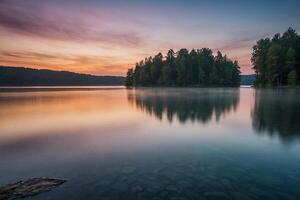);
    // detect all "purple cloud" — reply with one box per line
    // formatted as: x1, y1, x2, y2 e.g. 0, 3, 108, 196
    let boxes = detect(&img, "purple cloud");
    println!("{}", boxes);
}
0, 1, 143, 47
